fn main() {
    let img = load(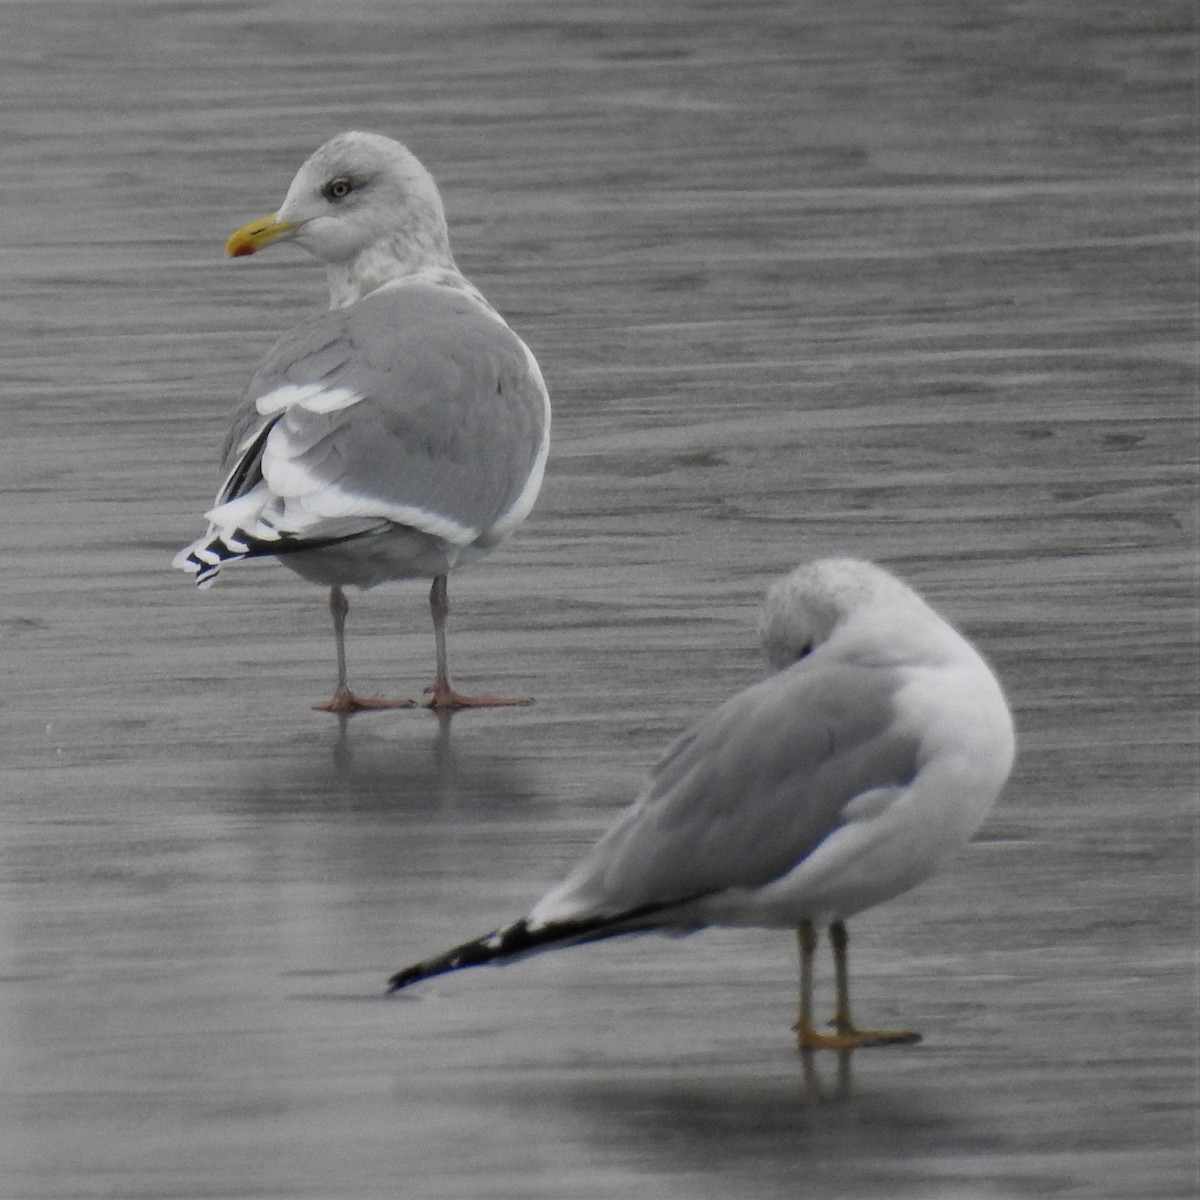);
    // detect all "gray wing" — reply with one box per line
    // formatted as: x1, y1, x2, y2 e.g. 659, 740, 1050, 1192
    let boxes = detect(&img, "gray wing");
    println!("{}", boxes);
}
215, 281, 548, 544
534, 657, 921, 920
